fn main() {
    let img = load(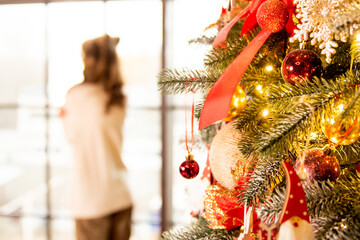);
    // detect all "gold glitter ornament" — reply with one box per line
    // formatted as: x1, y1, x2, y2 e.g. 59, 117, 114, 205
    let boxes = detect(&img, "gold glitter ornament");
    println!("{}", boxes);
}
222, 85, 246, 121
209, 122, 253, 190
203, 184, 244, 230
322, 97, 360, 145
